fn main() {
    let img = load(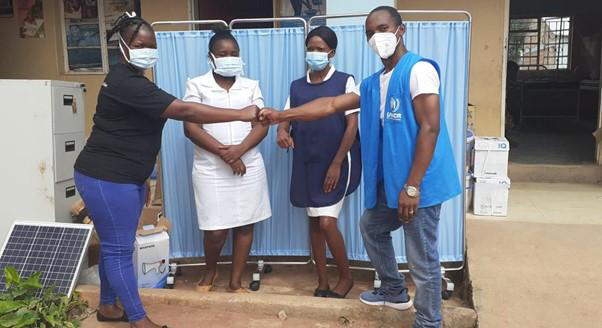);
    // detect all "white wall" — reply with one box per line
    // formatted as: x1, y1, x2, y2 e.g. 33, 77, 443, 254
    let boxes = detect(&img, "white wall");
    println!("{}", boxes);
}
326, 0, 394, 25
